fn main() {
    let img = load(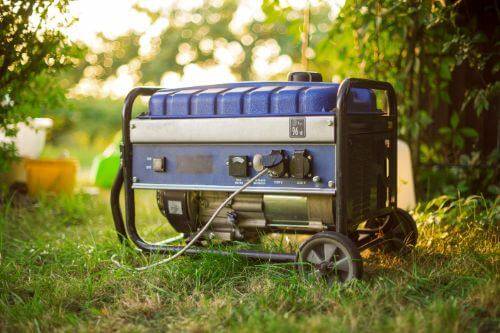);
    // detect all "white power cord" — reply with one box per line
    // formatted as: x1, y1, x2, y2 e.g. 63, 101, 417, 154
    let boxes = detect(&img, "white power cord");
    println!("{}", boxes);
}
111, 168, 269, 271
